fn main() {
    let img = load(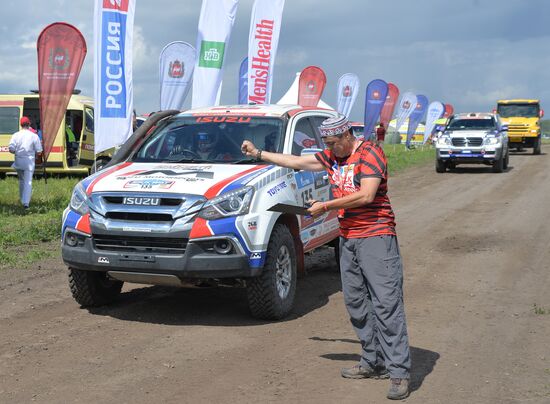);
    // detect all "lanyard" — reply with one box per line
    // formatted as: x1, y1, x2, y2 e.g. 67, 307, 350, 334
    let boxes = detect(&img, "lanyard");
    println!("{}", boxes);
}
334, 140, 363, 194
